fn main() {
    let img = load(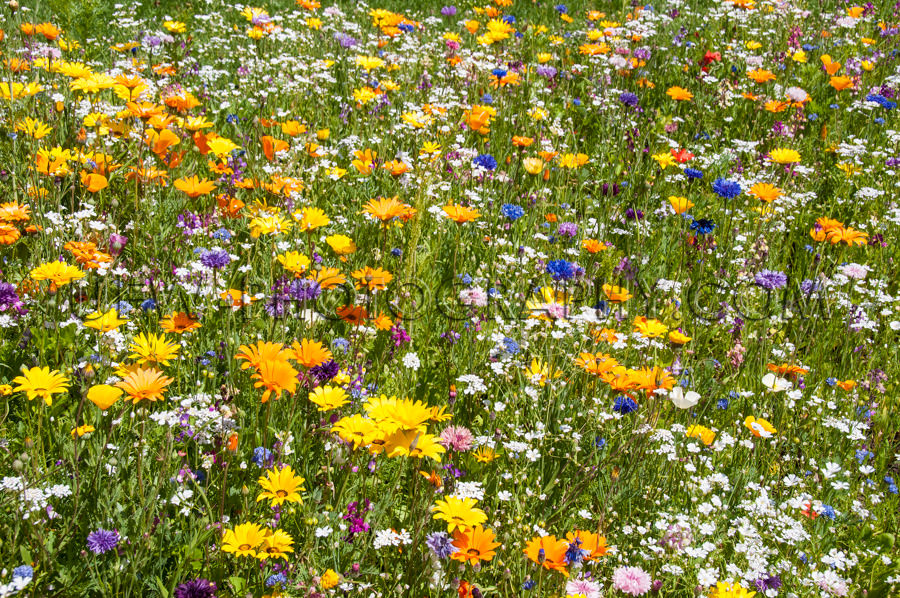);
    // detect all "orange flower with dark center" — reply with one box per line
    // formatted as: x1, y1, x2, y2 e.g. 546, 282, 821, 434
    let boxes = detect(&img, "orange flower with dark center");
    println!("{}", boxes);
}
336, 304, 368, 325
160, 312, 202, 334
351, 267, 393, 291
523, 535, 569, 575
451, 526, 501, 565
